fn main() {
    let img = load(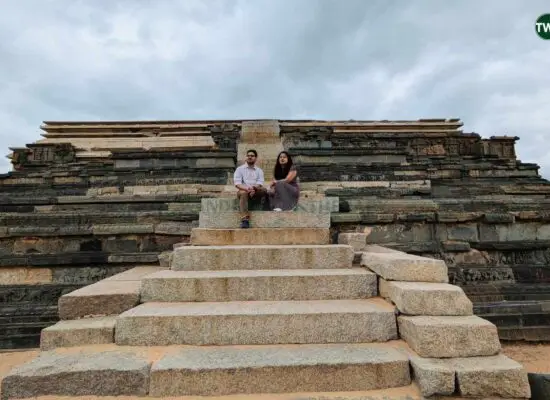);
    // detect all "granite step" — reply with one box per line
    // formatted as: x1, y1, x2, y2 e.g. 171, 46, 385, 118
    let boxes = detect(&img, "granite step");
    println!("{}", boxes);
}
148, 343, 410, 397
58, 266, 165, 320
140, 268, 377, 302
114, 299, 398, 346
171, 244, 354, 271
361, 251, 448, 283
198, 211, 331, 228
397, 315, 502, 358
379, 279, 473, 316
190, 227, 330, 245
0, 344, 413, 398
40, 316, 116, 350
